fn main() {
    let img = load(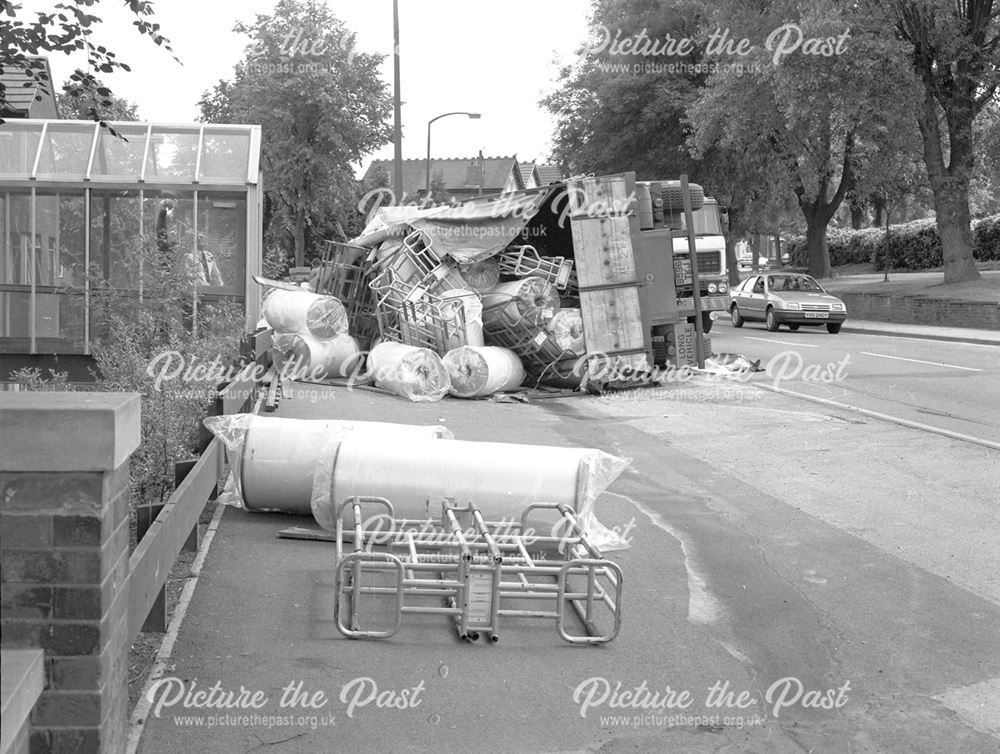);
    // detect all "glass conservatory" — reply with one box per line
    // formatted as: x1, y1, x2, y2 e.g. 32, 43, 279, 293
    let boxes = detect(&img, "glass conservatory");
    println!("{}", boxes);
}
0, 120, 263, 356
